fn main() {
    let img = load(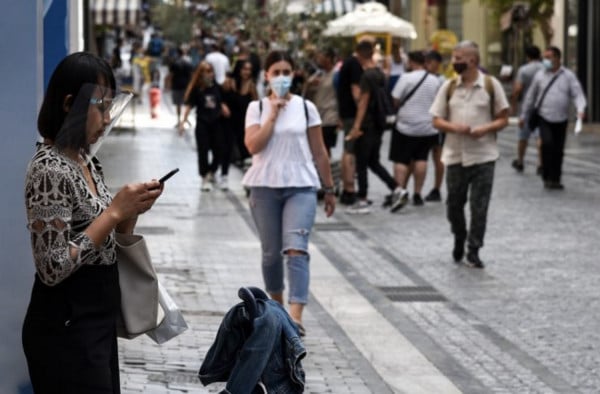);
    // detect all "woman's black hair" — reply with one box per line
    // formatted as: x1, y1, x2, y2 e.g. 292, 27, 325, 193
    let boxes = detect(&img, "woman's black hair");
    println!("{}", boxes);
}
232, 59, 252, 88
37, 52, 116, 151
263, 50, 295, 72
